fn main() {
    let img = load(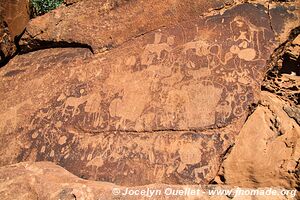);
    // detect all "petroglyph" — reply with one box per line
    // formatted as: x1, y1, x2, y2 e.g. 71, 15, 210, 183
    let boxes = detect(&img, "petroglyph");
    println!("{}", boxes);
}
141, 33, 175, 65
0, 4, 279, 186
61, 95, 89, 118
19, 0, 233, 53
0, 99, 32, 133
